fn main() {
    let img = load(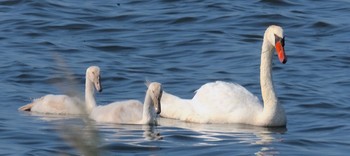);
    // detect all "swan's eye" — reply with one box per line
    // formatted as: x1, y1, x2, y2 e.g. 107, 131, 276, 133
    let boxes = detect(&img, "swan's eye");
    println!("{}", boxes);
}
274, 34, 285, 47
281, 36, 285, 47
